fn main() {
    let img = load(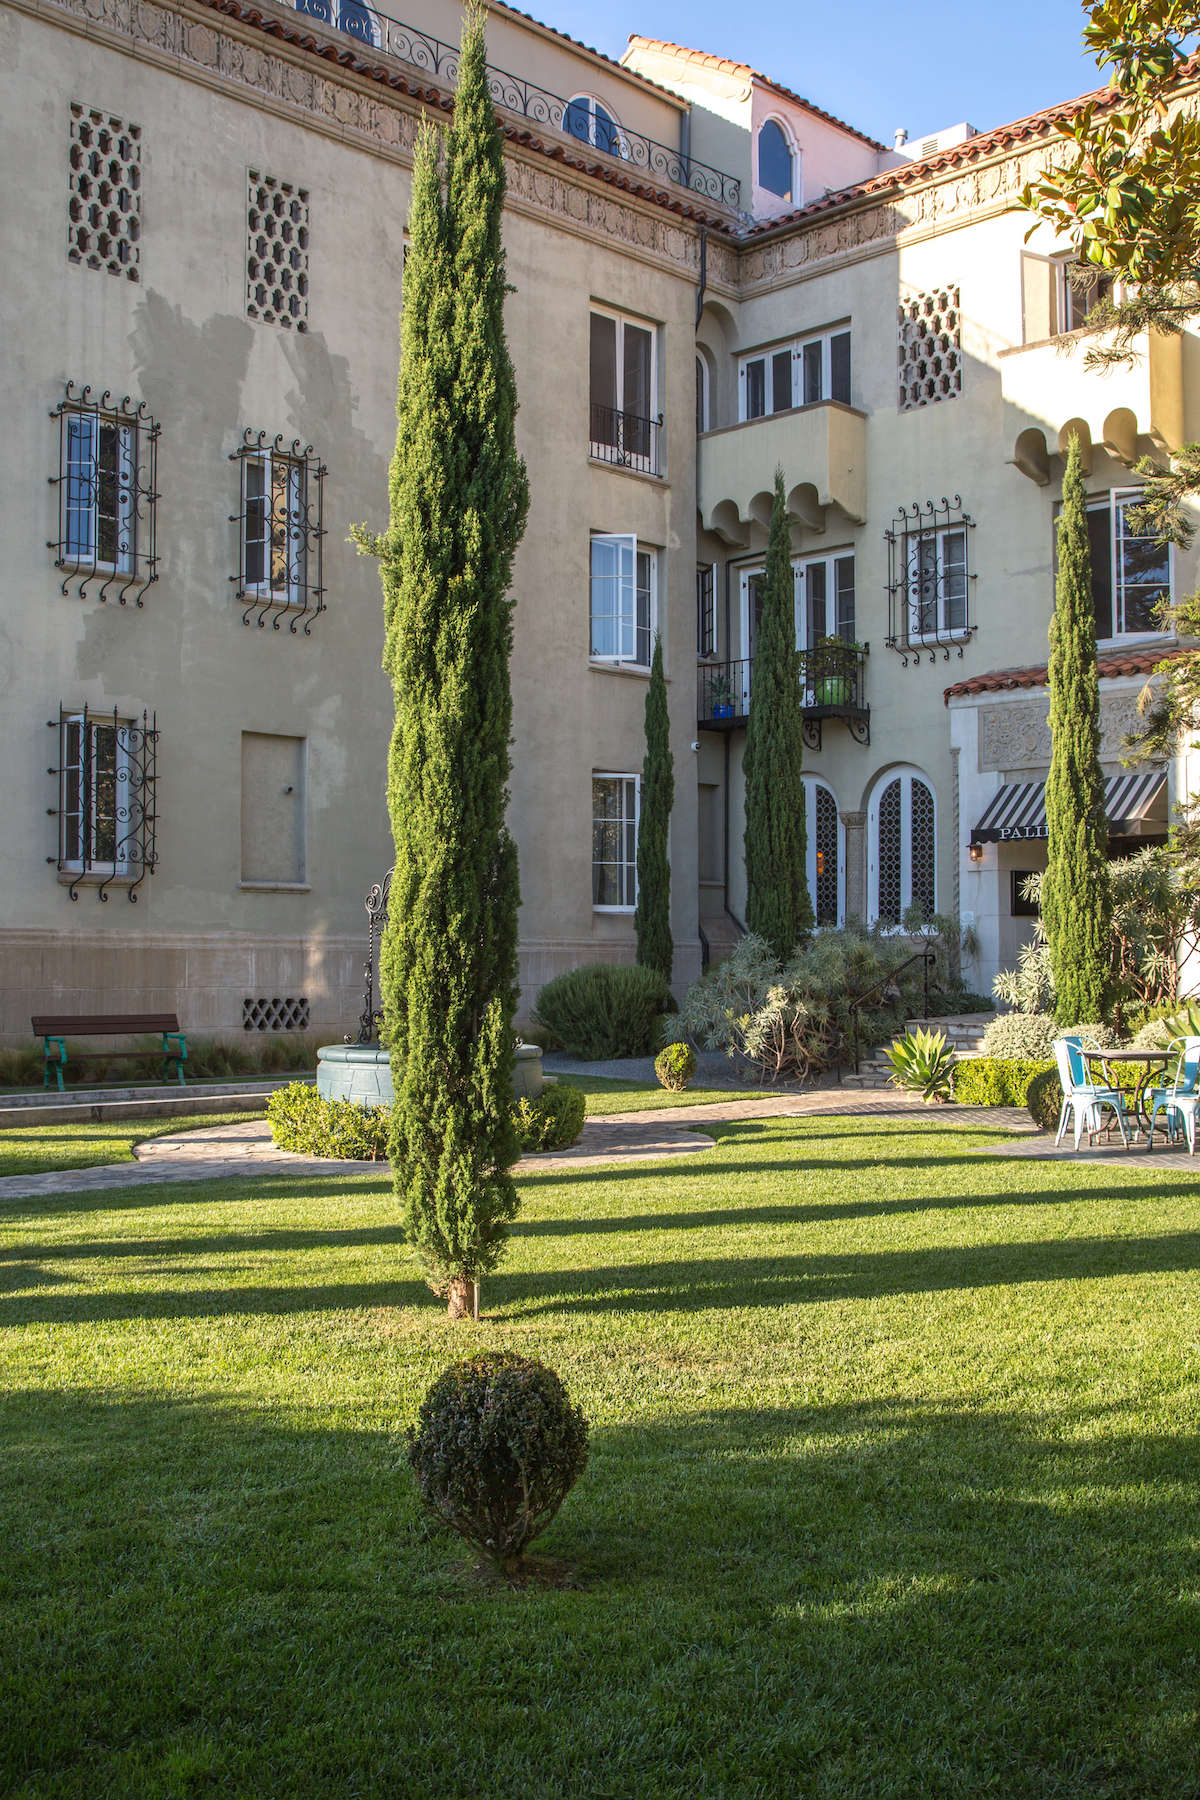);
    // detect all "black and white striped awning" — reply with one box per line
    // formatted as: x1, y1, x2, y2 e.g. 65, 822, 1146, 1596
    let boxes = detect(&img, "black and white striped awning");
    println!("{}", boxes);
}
971, 769, 1167, 844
